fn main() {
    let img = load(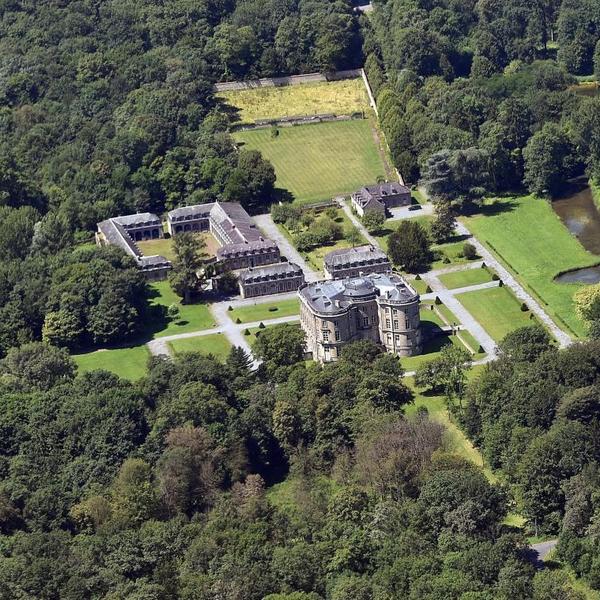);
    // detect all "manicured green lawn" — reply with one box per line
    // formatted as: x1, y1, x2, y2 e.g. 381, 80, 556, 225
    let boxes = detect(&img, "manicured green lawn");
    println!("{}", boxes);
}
431, 239, 476, 269
409, 277, 430, 295
137, 238, 175, 261
438, 267, 493, 290
149, 281, 216, 338
457, 285, 537, 342
464, 196, 598, 337
73, 345, 150, 381
458, 329, 486, 356
138, 232, 220, 262
219, 79, 369, 124
234, 120, 387, 205
229, 298, 300, 324
168, 333, 232, 360
420, 307, 445, 328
